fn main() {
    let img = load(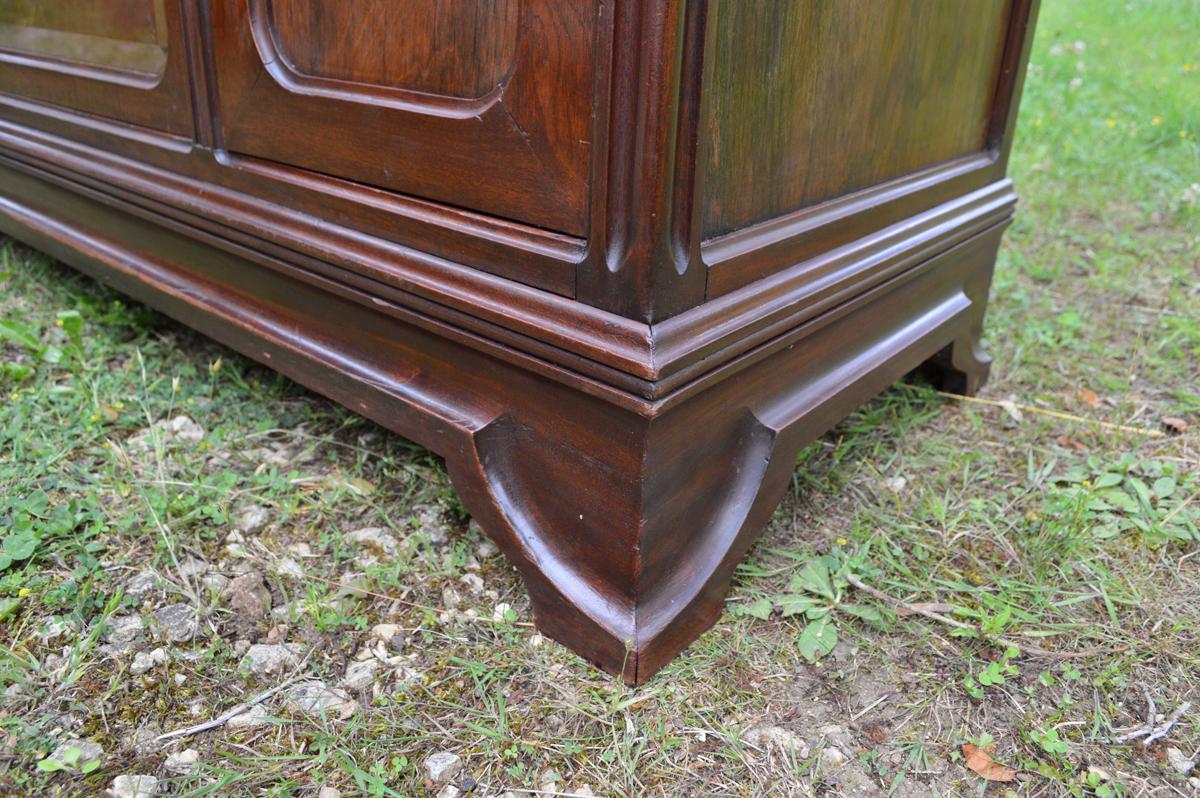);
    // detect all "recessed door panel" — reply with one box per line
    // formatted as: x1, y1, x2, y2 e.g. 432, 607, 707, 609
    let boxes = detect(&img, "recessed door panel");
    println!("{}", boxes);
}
0, 0, 193, 135
211, 0, 599, 236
